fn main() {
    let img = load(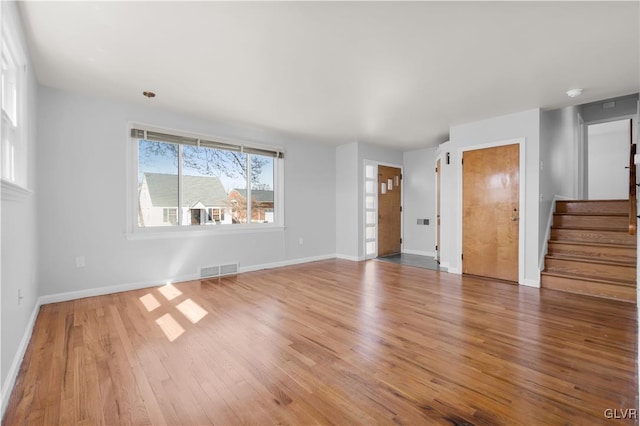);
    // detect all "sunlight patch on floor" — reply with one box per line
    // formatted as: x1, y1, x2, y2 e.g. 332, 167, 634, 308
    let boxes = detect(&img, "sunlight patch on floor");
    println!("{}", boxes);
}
155, 313, 185, 342
139, 293, 161, 312
177, 298, 208, 324
158, 284, 183, 301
